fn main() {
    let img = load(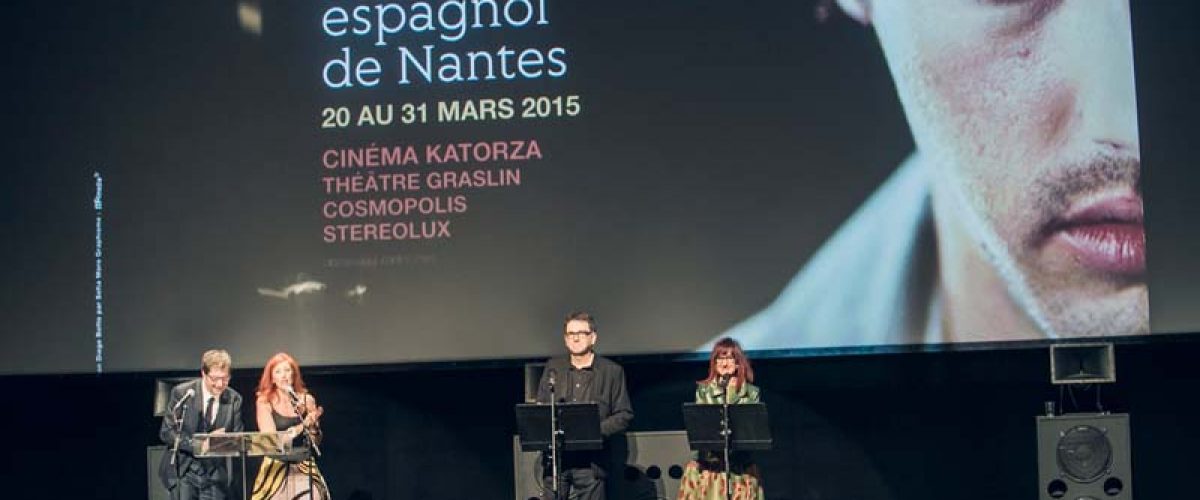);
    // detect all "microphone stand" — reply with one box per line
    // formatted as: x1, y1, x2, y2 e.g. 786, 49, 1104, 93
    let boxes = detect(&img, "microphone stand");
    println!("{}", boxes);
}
288, 390, 321, 500
169, 394, 189, 500
170, 403, 186, 465
288, 390, 322, 458
548, 373, 562, 500
719, 378, 733, 500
